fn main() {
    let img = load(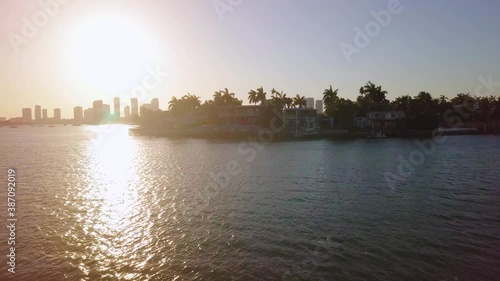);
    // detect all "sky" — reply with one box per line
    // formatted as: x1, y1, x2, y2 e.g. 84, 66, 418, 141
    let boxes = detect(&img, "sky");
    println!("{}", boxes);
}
1, 0, 500, 118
